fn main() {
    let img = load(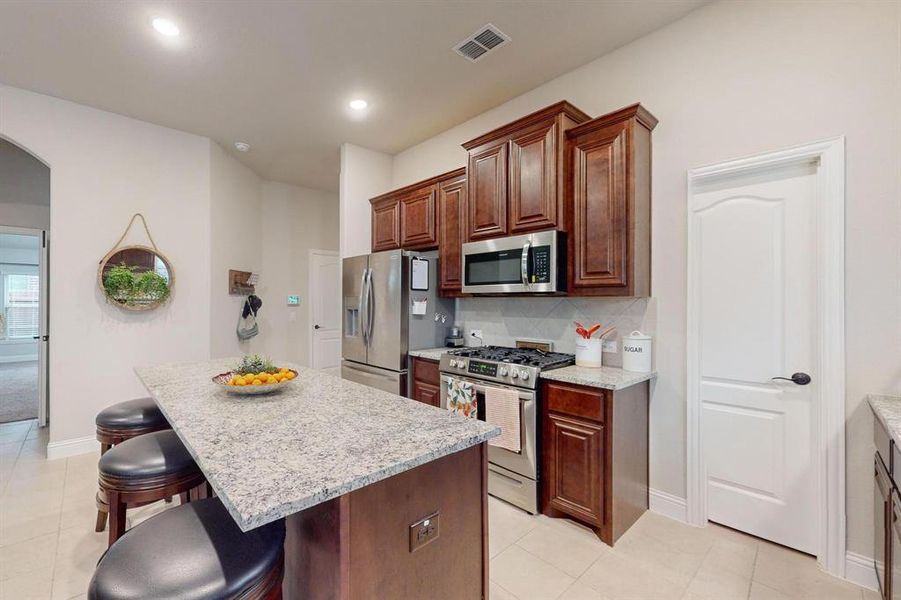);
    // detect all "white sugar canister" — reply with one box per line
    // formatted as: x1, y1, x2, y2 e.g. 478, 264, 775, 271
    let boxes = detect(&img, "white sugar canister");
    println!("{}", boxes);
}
622, 331, 652, 372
